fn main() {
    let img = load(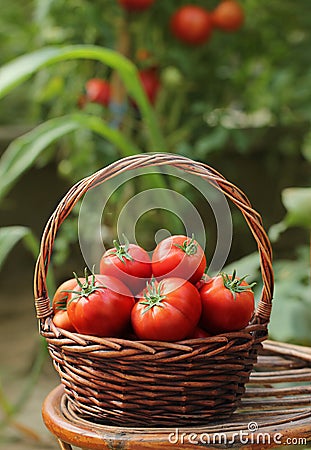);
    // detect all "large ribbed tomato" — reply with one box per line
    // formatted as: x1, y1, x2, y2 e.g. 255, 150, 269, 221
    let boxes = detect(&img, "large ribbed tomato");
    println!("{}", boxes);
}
199, 271, 255, 334
67, 274, 135, 337
152, 235, 206, 285
170, 5, 213, 45
100, 238, 152, 295
131, 277, 202, 341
